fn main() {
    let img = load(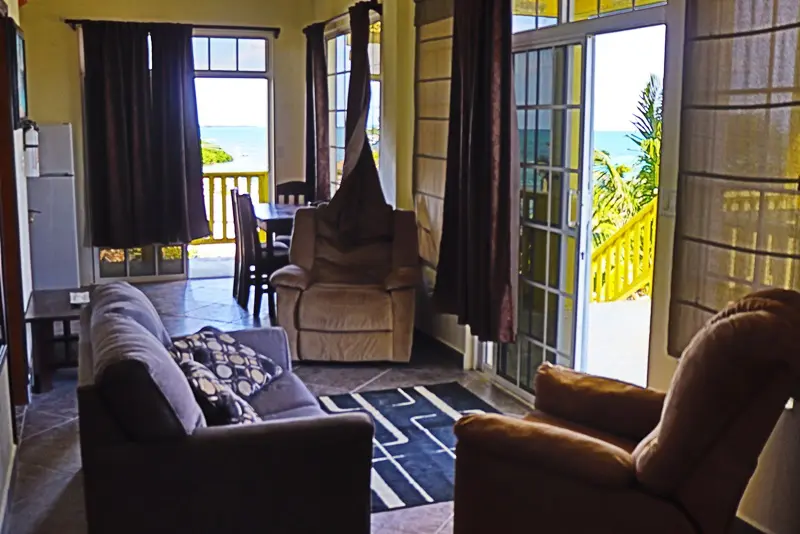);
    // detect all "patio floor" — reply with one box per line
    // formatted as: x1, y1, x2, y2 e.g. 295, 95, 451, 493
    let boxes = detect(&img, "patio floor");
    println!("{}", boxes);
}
584, 297, 652, 387
188, 243, 235, 279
